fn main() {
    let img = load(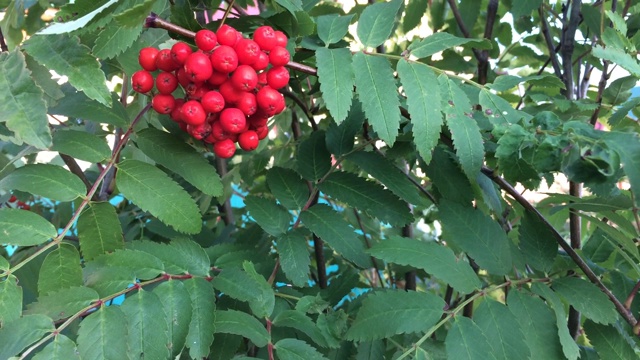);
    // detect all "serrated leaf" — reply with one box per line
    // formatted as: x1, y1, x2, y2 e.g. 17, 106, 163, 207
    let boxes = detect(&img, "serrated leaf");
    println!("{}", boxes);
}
445, 317, 497, 360
408, 32, 491, 59
90, 249, 164, 280
439, 76, 484, 180
26, 286, 99, 321
367, 236, 480, 294
0, 314, 54, 360
511, 0, 542, 18
24, 53, 64, 106
317, 14, 353, 45
275, 0, 303, 14
592, 45, 640, 77
114, 0, 156, 28
552, 277, 618, 325
276, 229, 311, 287
438, 200, 512, 275
37, 0, 118, 35
296, 131, 331, 181
397, 59, 443, 164
130, 238, 211, 276
273, 310, 328, 348
214, 310, 269, 347
479, 89, 529, 125
266, 167, 309, 210
154, 280, 192, 358
121, 289, 170, 360
325, 99, 365, 156
0, 276, 22, 327
518, 212, 558, 272
211, 267, 275, 317
0, 257, 8, 272
93, 22, 142, 59
51, 130, 111, 163
84, 266, 135, 297
0, 50, 51, 149
117, 159, 202, 234
0, 164, 85, 202
356, 0, 403, 48
474, 299, 530, 360
77, 306, 129, 360
584, 321, 638, 360
77, 202, 124, 261
610, 96, 640, 126
135, 128, 222, 197
318, 172, 413, 226
603, 132, 640, 207
184, 277, 216, 359
49, 91, 128, 127
38, 244, 83, 295
316, 47, 354, 123
346, 291, 444, 341
0, 208, 57, 246
402, 0, 428, 33
33, 334, 80, 360
353, 52, 401, 145
276, 338, 329, 360
531, 283, 580, 360
244, 195, 292, 236
426, 147, 474, 205
299, 204, 370, 268
23, 34, 111, 106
